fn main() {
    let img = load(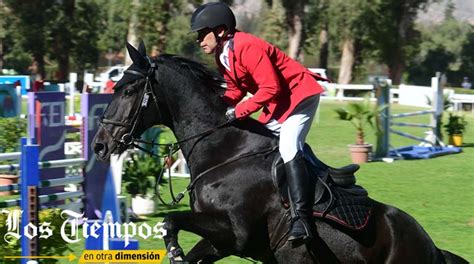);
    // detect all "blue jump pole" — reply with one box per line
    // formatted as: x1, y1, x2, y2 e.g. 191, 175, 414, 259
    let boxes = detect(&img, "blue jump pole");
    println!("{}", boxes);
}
20, 138, 40, 264
375, 79, 390, 159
